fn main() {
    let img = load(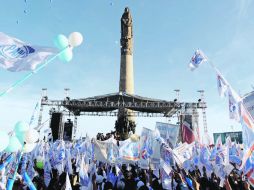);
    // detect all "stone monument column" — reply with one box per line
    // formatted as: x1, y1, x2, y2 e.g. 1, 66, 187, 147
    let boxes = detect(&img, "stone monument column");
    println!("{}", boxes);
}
116, 7, 135, 140
119, 7, 134, 94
